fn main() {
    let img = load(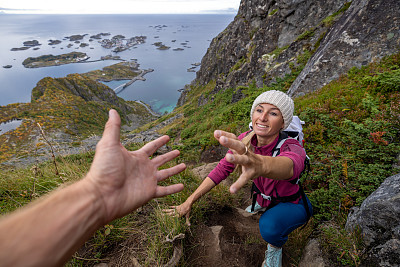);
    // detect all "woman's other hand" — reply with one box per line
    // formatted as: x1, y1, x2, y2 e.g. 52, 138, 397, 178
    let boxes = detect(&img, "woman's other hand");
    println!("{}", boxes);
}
163, 202, 192, 226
